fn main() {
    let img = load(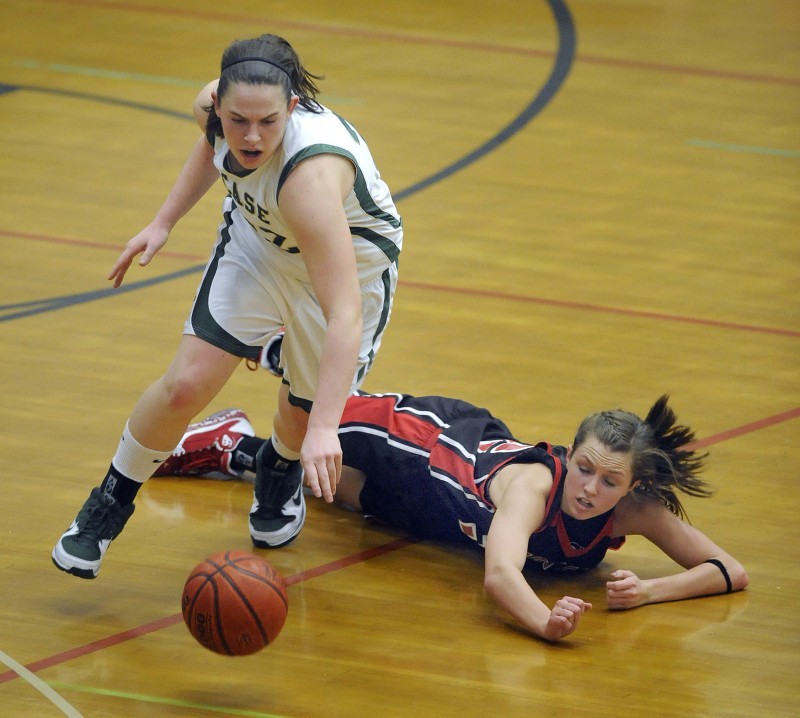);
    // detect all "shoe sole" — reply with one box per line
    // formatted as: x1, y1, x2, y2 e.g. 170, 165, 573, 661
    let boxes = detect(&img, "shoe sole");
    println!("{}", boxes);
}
250, 533, 300, 549
249, 496, 307, 549
51, 544, 99, 579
